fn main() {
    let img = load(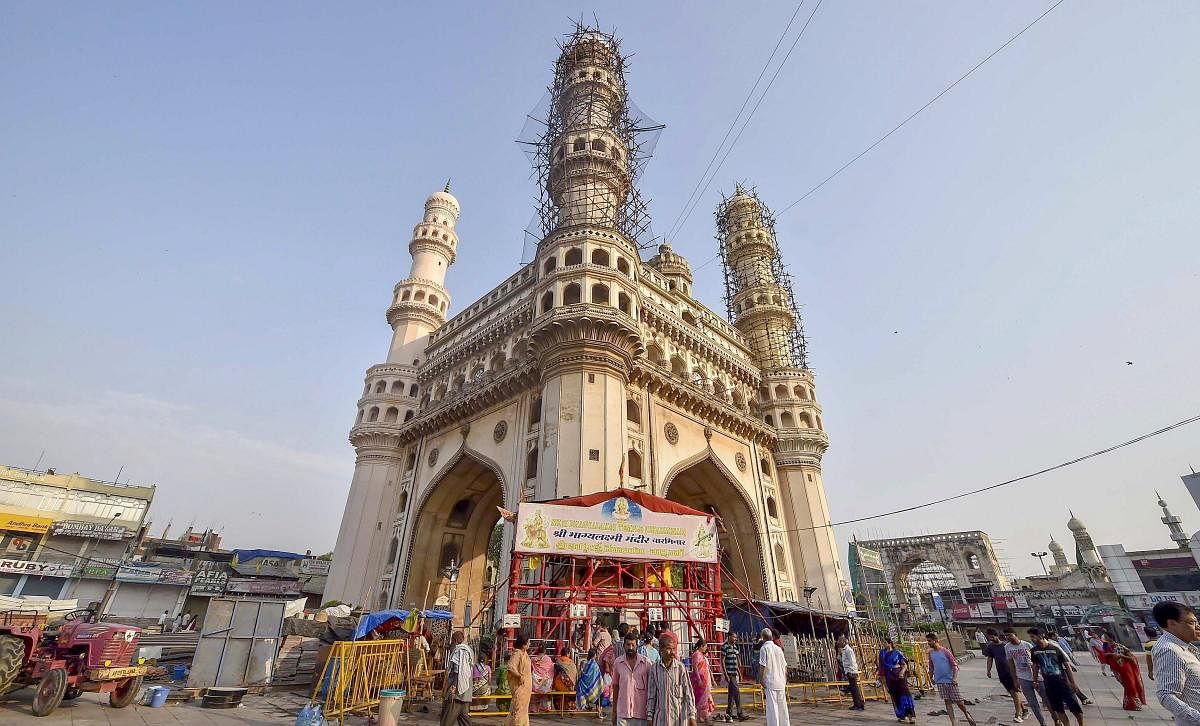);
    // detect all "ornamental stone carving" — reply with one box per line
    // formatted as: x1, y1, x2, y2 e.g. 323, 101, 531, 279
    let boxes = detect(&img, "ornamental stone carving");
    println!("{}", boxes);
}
493, 421, 508, 443
664, 422, 679, 445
